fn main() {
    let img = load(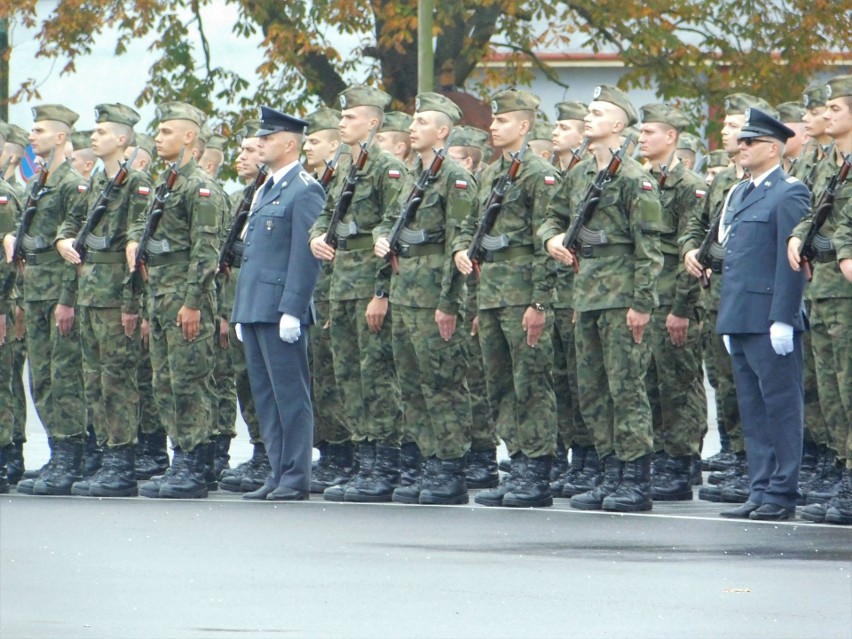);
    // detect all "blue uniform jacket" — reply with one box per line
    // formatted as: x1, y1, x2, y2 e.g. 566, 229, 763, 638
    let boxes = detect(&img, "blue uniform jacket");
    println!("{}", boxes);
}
231, 164, 325, 325
716, 166, 809, 334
